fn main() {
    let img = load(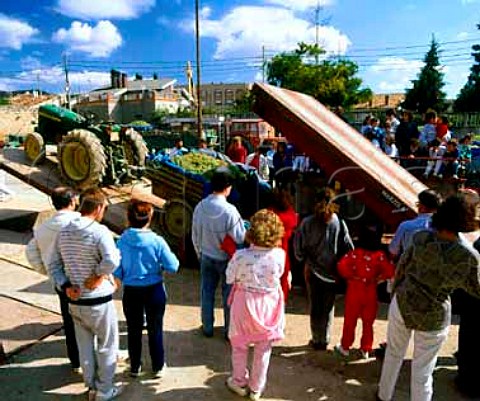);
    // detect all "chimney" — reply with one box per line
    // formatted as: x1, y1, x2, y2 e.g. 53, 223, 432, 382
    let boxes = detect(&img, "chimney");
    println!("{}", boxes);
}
121, 73, 127, 88
111, 69, 121, 89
